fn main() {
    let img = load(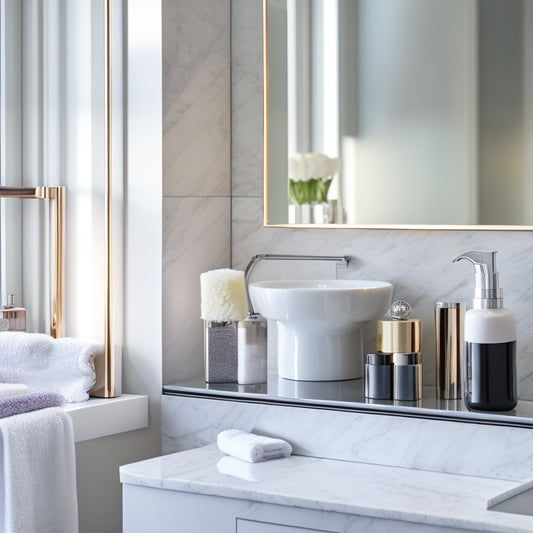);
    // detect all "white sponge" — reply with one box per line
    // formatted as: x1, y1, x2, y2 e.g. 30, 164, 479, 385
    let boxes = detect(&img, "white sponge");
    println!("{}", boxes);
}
200, 269, 247, 322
